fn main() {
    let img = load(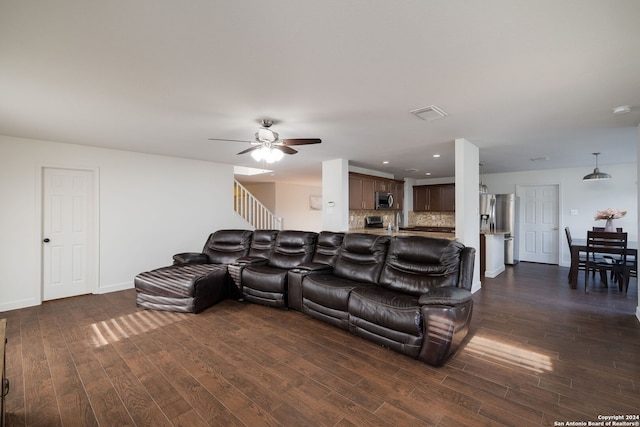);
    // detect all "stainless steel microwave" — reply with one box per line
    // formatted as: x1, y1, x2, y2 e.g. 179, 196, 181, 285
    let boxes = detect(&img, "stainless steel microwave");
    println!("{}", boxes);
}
375, 192, 394, 209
